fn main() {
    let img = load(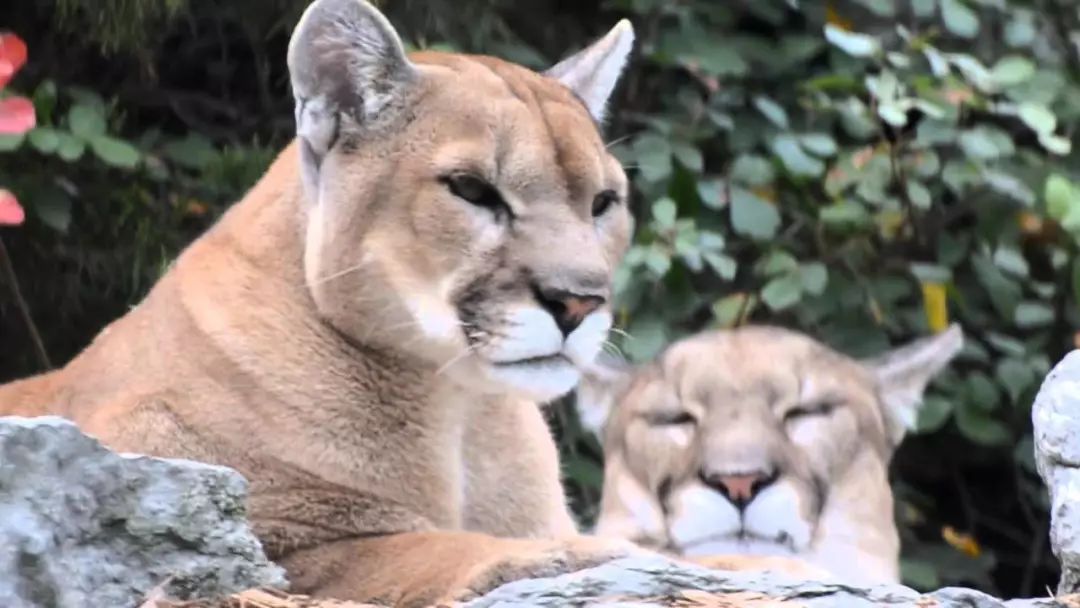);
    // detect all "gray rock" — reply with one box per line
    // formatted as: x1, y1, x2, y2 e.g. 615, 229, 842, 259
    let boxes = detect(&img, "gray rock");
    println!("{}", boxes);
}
0, 416, 287, 608
1034, 350, 1080, 595
462, 554, 1070, 608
